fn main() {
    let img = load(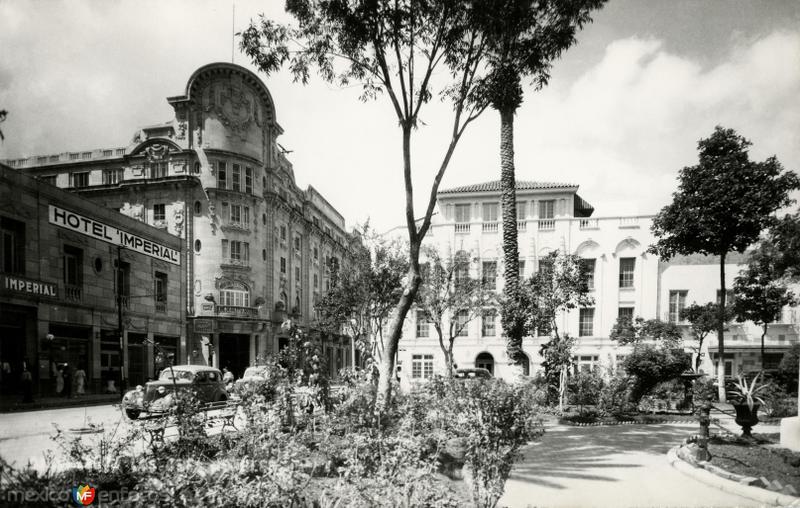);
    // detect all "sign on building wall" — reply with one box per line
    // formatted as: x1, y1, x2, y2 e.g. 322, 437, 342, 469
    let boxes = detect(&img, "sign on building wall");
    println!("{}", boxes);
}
1, 273, 58, 298
48, 205, 180, 265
